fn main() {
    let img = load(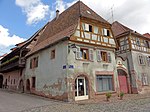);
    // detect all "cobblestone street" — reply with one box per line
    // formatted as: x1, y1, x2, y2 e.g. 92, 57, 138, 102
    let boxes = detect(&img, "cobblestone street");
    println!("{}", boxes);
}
22, 94, 150, 112
22, 98, 150, 112
1, 89, 150, 112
